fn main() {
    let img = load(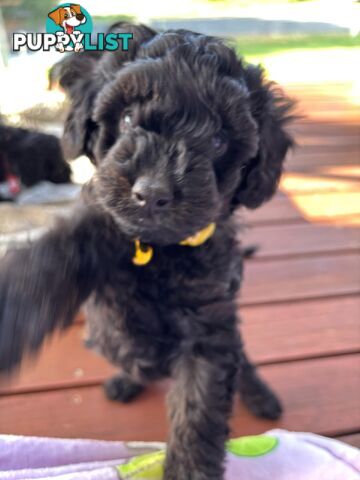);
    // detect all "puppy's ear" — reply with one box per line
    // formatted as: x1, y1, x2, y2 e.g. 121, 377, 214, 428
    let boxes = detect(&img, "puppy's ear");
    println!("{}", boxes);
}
54, 53, 102, 161
53, 24, 156, 163
48, 8, 62, 25
232, 65, 294, 209
70, 4, 81, 14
